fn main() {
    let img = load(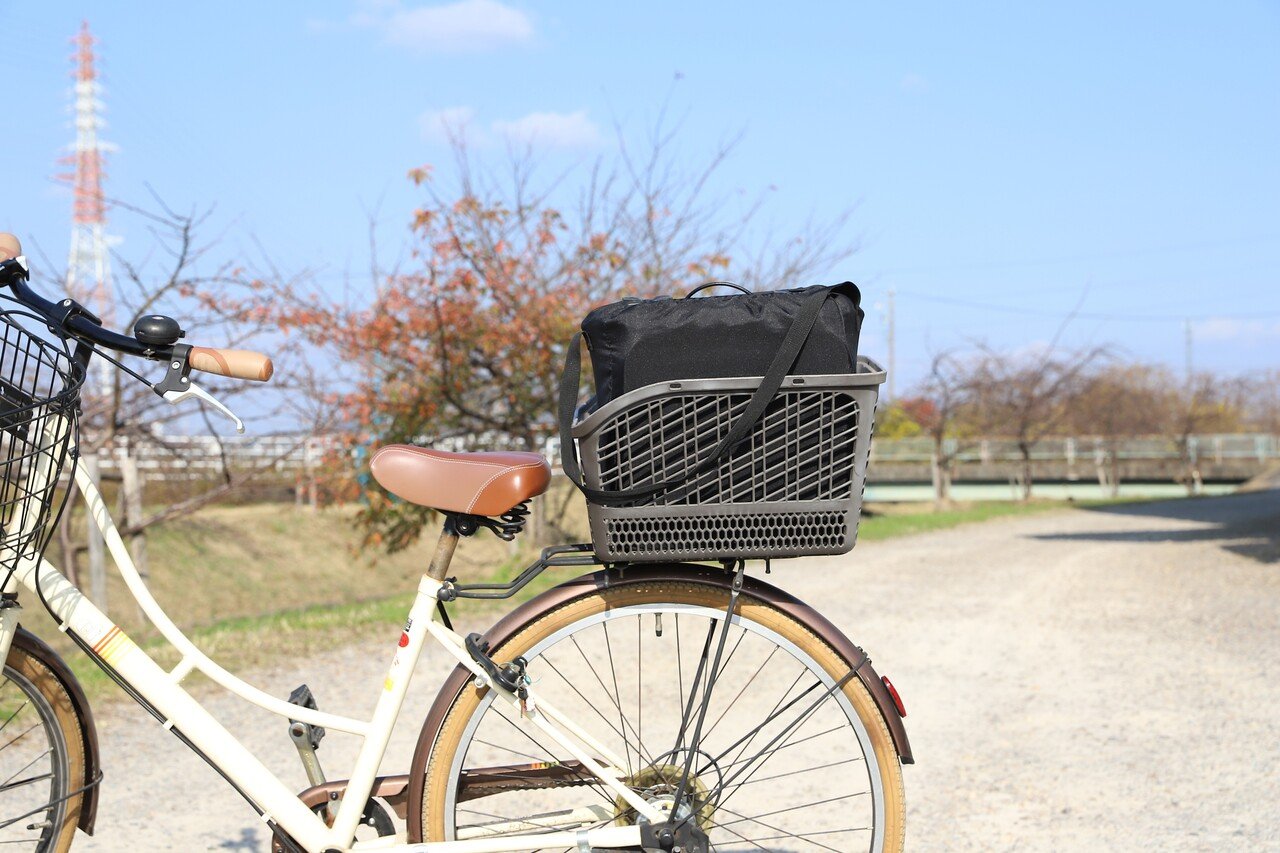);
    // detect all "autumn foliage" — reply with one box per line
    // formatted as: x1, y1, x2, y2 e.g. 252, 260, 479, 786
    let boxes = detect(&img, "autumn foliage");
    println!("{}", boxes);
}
264, 143, 846, 548
240, 113, 864, 551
